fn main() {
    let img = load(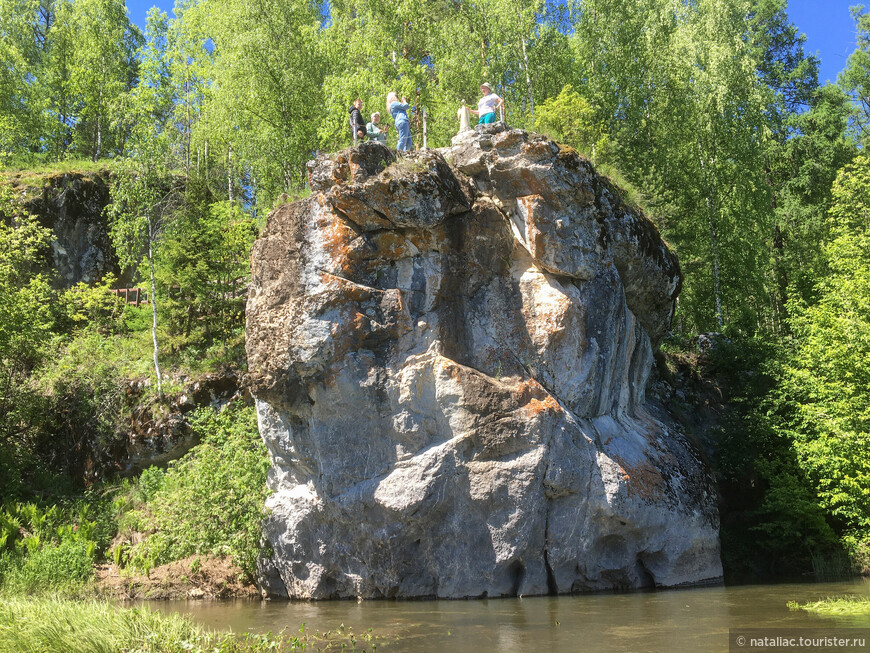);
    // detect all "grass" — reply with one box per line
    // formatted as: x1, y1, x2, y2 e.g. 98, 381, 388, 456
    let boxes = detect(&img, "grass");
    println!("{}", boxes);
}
0, 596, 384, 652
0, 595, 211, 653
787, 597, 870, 616
0, 158, 113, 188
383, 156, 428, 178
596, 162, 649, 215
